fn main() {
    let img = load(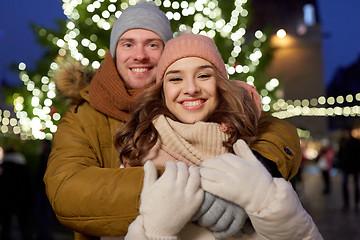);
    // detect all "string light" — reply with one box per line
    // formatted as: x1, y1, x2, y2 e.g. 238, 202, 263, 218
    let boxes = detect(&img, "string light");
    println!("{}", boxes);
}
1, 0, 263, 140
272, 93, 360, 119
0, 62, 61, 140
